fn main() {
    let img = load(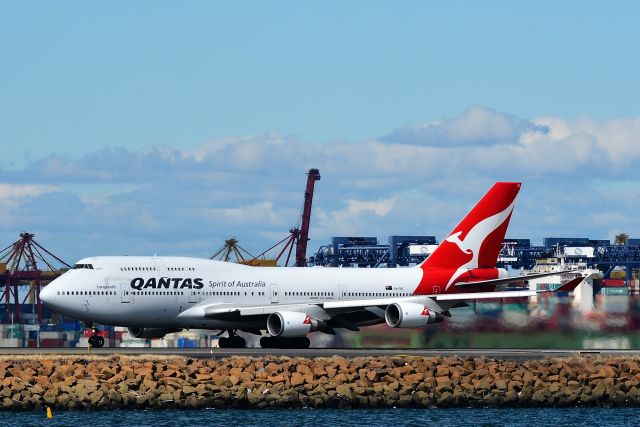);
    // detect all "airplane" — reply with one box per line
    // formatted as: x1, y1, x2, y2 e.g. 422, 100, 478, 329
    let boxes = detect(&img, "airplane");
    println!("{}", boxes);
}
40, 182, 582, 349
